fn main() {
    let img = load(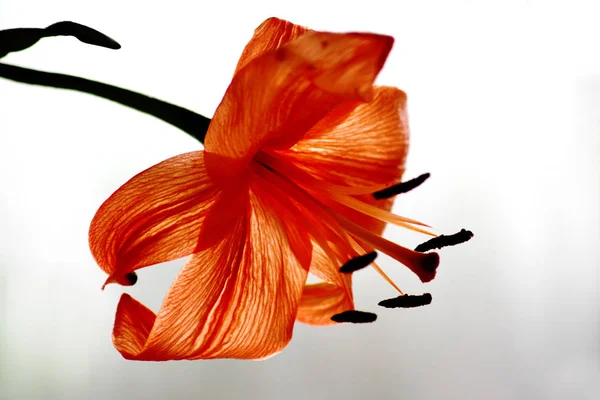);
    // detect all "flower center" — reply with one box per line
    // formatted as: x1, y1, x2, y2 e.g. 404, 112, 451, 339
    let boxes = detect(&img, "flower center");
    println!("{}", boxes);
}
254, 150, 441, 291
